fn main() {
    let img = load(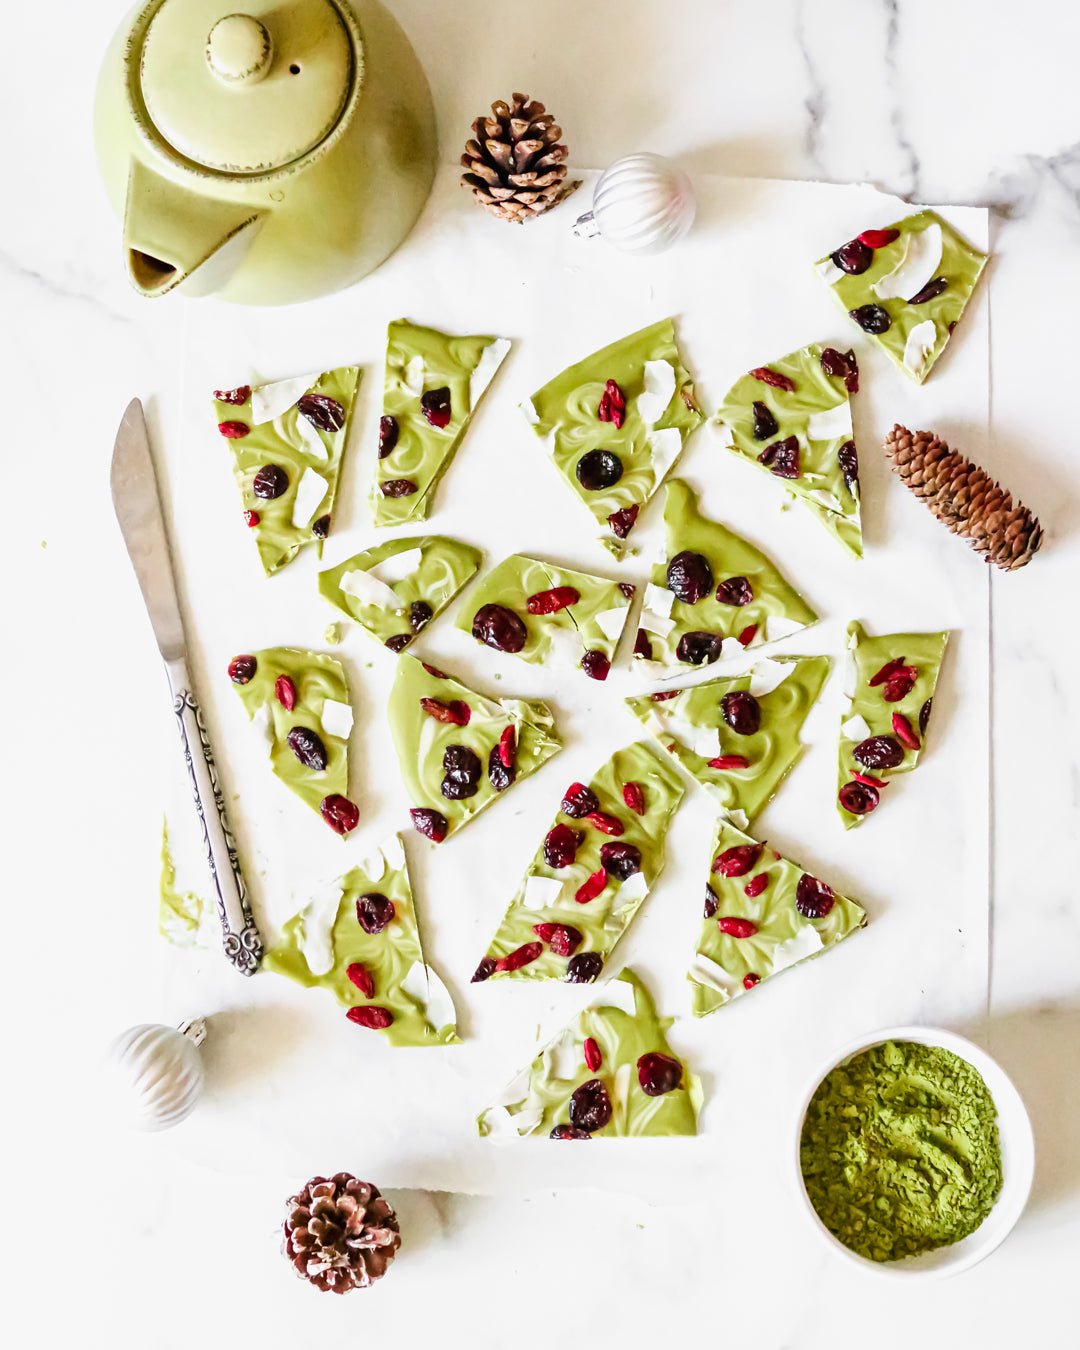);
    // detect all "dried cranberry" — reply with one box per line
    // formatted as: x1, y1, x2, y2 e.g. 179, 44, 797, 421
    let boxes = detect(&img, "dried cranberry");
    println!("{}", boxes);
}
544, 823, 581, 869
857, 227, 900, 248
409, 600, 433, 632
619, 583, 635, 599
471, 957, 497, 983
495, 941, 543, 972
244, 510, 259, 527
527, 586, 580, 615
820, 347, 858, 391
622, 782, 646, 816
441, 744, 482, 799
587, 811, 624, 837
584, 1037, 603, 1072
752, 401, 779, 441
346, 962, 375, 998
420, 387, 452, 428
228, 654, 257, 684
356, 892, 395, 934
217, 420, 250, 438
384, 634, 413, 653
795, 874, 835, 918
472, 603, 527, 653
597, 379, 626, 428
569, 1079, 612, 1132
758, 435, 801, 479
750, 366, 796, 393
919, 699, 933, 734
721, 690, 761, 736
839, 781, 880, 815
716, 576, 753, 607
532, 923, 583, 957
608, 504, 639, 538
561, 782, 600, 818
707, 754, 750, 771
498, 726, 516, 768
718, 916, 758, 938
883, 668, 918, 702
852, 736, 904, 770
252, 464, 288, 498
411, 808, 448, 842
380, 479, 417, 497
214, 385, 250, 405
379, 415, 399, 458
422, 663, 447, 679
677, 631, 723, 665
600, 841, 642, 880
320, 794, 360, 835
346, 1006, 394, 1030
838, 440, 859, 495
550, 1124, 592, 1140
667, 551, 714, 604
487, 744, 516, 792
852, 771, 887, 788
743, 973, 761, 990
297, 393, 345, 432
287, 726, 328, 771
712, 844, 762, 877
908, 277, 948, 305
850, 304, 892, 334
831, 239, 873, 275
634, 629, 654, 660
274, 675, 297, 711
636, 1052, 683, 1096
420, 697, 471, 726
891, 713, 921, 750
581, 650, 611, 681
311, 514, 331, 539
744, 873, 769, 898
566, 952, 604, 983
575, 869, 608, 904
704, 884, 718, 918
576, 449, 623, 491
737, 624, 758, 646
